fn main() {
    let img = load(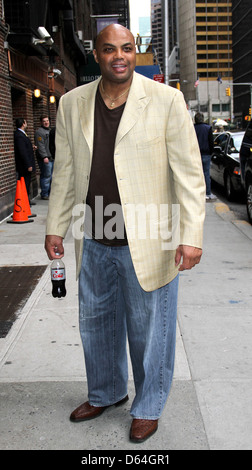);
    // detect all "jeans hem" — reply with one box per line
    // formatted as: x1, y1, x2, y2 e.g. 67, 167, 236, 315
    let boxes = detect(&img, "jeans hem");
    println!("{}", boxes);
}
130, 415, 160, 420
89, 394, 128, 408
